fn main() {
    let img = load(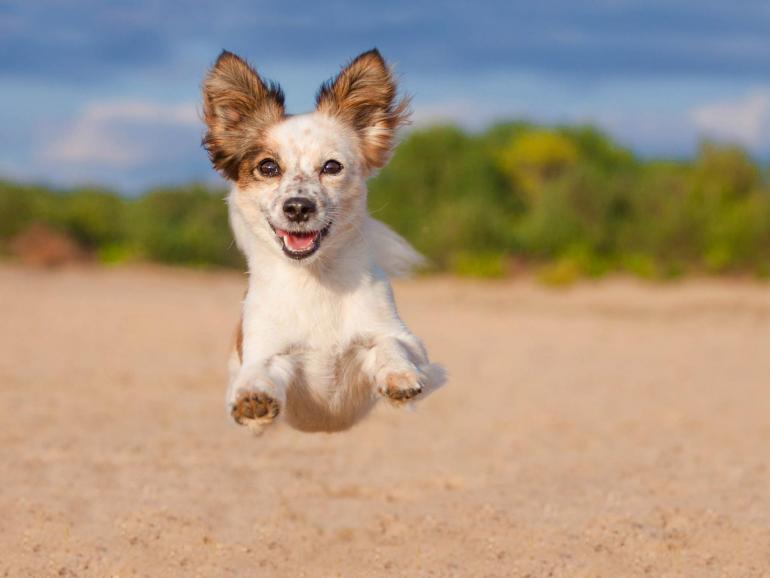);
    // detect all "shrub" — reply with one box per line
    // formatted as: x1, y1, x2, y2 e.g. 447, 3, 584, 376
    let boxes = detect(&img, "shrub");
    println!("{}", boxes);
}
3, 124, 770, 281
